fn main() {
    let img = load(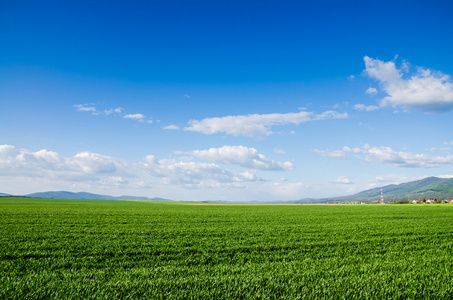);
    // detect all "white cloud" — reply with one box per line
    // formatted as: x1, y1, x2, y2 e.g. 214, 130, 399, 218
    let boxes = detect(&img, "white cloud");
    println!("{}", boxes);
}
0, 145, 271, 194
364, 174, 419, 190
144, 155, 234, 183
184, 94, 191, 99
3, 144, 404, 202
184, 110, 348, 137
0, 145, 135, 180
313, 110, 348, 120
73, 152, 123, 174
74, 104, 96, 112
364, 56, 453, 112
445, 141, 453, 146
180, 145, 293, 171
438, 175, 453, 179
75, 105, 153, 123
234, 170, 263, 182
332, 176, 353, 184
5, 145, 407, 202
365, 87, 378, 95
314, 149, 346, 158
316, 144, 453, 168
274, 148, 286, 155
164, 124, 180, 130
100, 176, 129, 186
426, 147, 451, 152
353, 104, 379, 111
104, 107, 124, 115
123, 113, 146, 122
